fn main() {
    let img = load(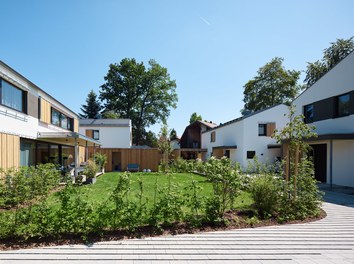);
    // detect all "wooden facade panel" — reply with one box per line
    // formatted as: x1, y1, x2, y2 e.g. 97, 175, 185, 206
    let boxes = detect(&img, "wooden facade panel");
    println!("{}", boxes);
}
40, 98, 51, 124
0, 133, 20, 170
87, 148, 162, 172
74, 119, 79, 133
85, 129, 93, 138
266, 122, 276, 137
